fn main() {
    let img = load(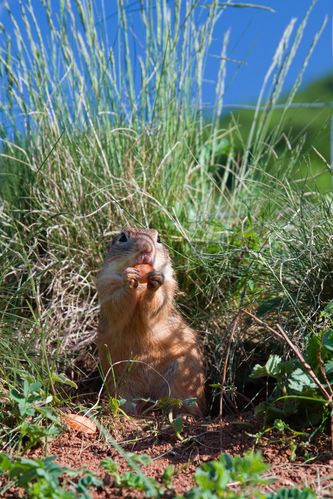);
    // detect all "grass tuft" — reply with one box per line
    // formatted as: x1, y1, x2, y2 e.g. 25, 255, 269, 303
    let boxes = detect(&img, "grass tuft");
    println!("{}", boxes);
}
0, 0, 332, 427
